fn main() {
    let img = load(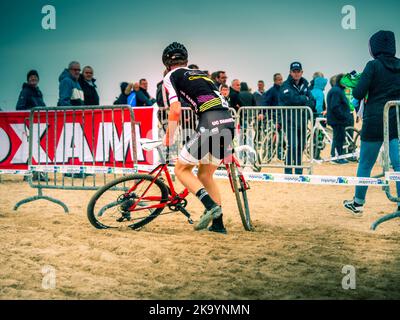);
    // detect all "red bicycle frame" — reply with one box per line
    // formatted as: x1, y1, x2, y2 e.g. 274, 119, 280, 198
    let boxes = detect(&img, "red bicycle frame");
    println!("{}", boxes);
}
124, 153, 248, 213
